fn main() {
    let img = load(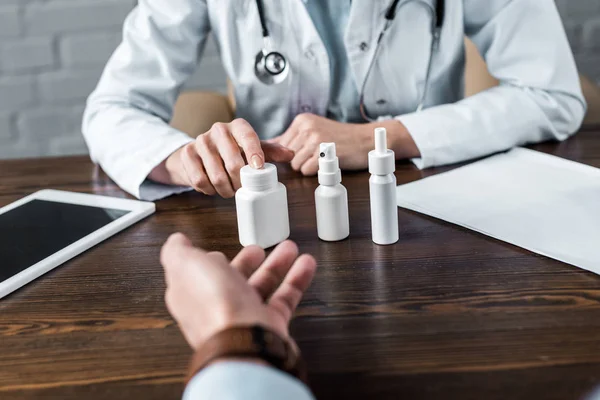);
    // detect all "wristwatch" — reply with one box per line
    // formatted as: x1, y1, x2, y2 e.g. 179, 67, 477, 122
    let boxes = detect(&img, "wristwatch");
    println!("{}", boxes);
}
186, 325, 307, 384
